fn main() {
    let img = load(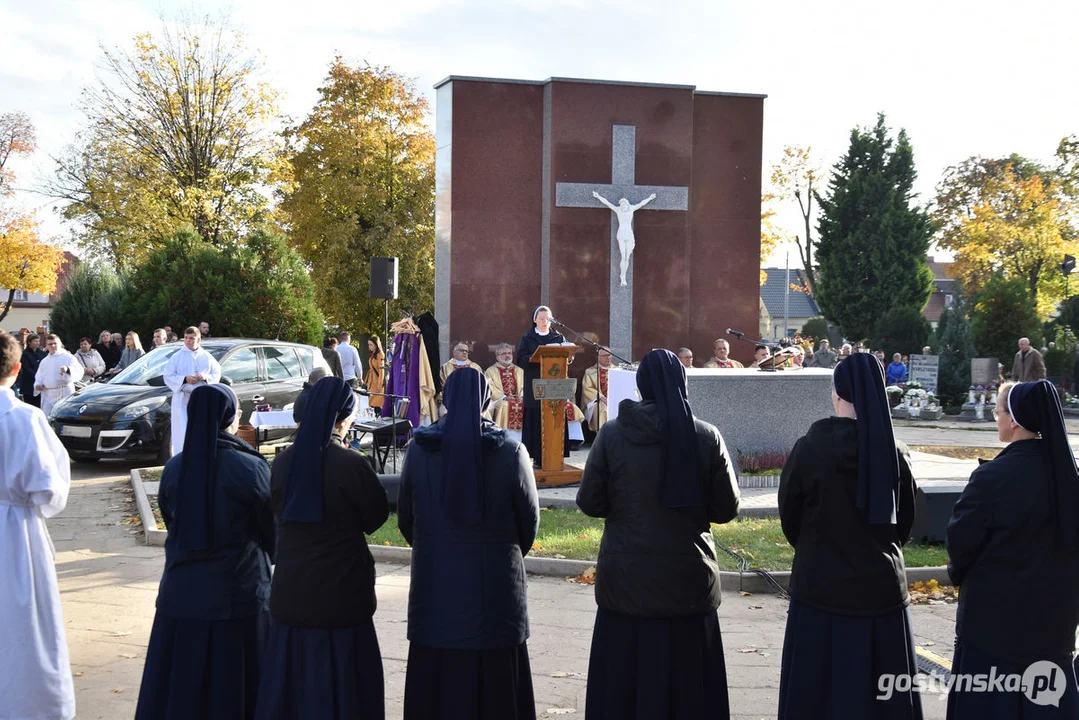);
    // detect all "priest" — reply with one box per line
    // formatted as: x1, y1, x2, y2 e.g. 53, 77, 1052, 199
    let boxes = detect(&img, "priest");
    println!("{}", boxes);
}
0, 330, 76, 720
164, 327, 221, 457
439, 342, 483, 387
33, 334, 84, 416
485, 343, 525, 440
582, 347, 613, 433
